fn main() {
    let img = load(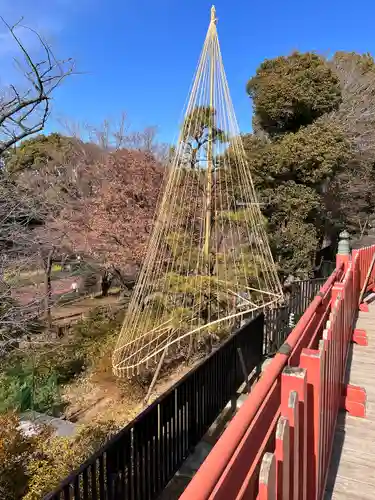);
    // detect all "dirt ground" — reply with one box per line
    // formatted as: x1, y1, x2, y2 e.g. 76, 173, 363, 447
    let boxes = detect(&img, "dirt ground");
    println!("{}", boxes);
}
62, 356, 198, 426
52, 294, 123, 324
11, 273, 197, 429
62, 372, 145, 425
12, 276, 78, 305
